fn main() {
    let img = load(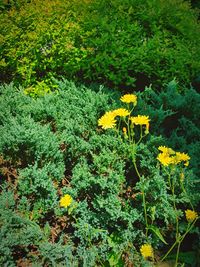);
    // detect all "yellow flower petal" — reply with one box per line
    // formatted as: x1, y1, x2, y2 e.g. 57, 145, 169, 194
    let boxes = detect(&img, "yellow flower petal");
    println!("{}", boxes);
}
130, 115, 150, 126
175, 152, 190, 165
158, 146, 175, 155
60, 194, 73, 208
140, 244, 154, 259
185, 209, 198, 222
157, 147, 190, 167
157, 153, 173, 166
112, 108, 130, 117
120, 94, 137, 105
98, 111, 116, 129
